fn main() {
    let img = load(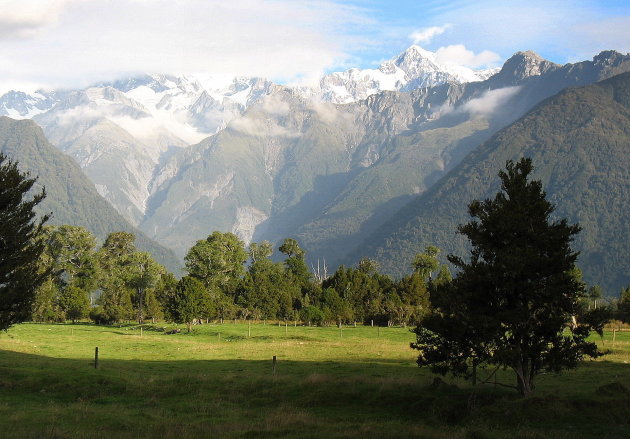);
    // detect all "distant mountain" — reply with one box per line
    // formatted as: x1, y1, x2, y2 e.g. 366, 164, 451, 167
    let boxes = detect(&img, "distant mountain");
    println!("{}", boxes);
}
1, 47, 628, 277
0, 116, 182, 274
352, 72, 630, 294
139, 50, 630, 263
0, 45, 497, 225
300, 45, 498, 104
